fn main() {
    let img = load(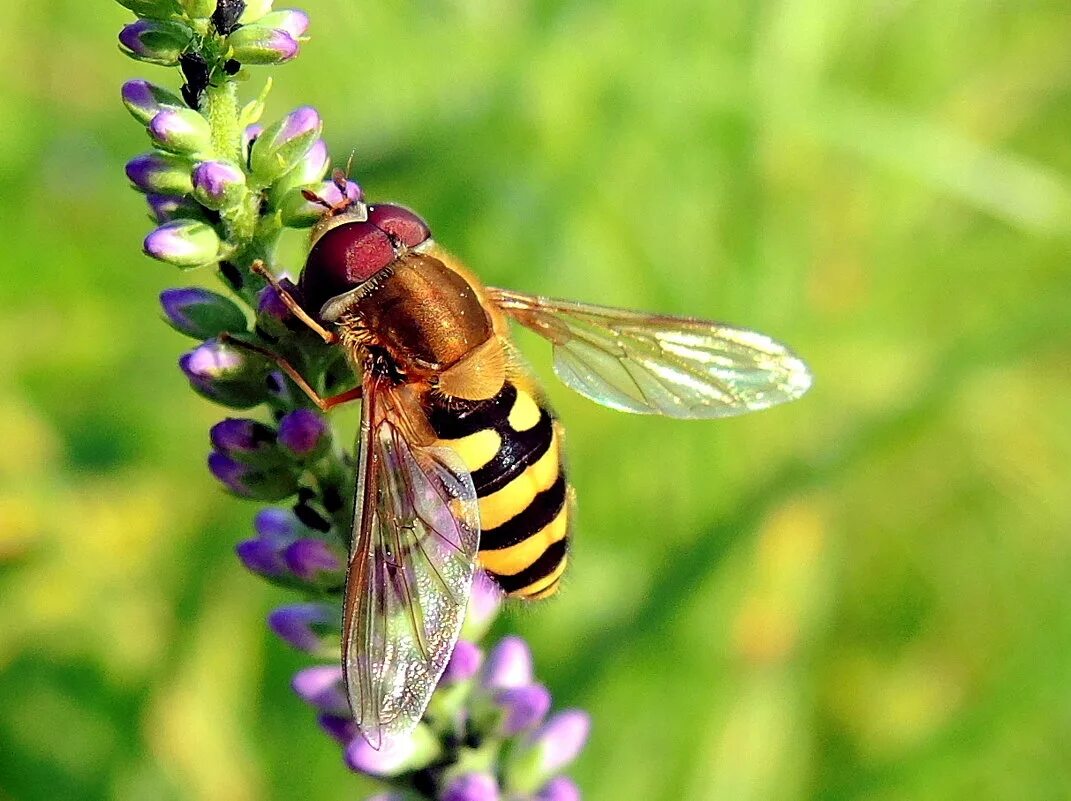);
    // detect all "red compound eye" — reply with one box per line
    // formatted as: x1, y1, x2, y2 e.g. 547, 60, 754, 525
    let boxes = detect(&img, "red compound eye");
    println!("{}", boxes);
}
299, 221, 394, 315
368, 204, 431, 248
